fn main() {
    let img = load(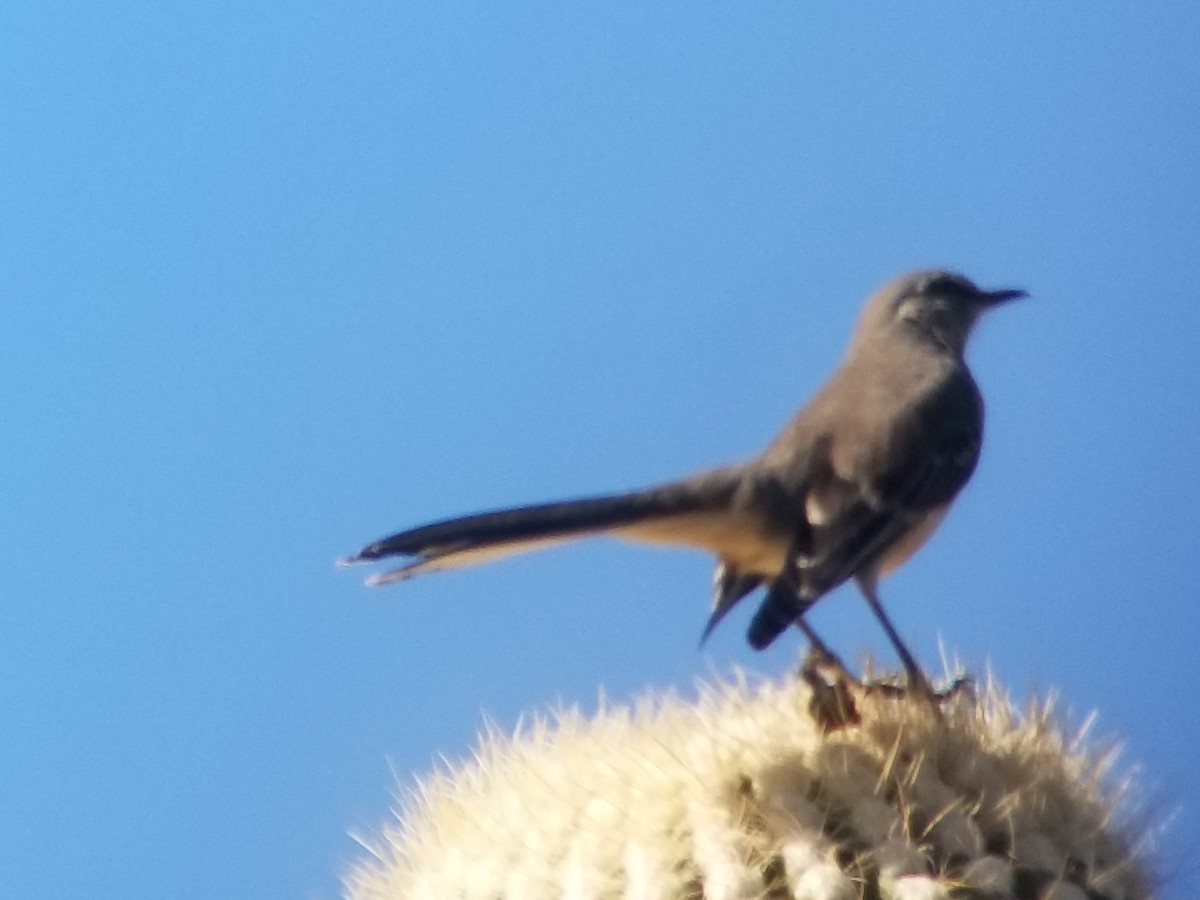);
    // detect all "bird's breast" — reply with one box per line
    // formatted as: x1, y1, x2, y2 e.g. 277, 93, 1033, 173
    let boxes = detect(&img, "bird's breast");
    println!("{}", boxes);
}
872, 505, 949, 577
